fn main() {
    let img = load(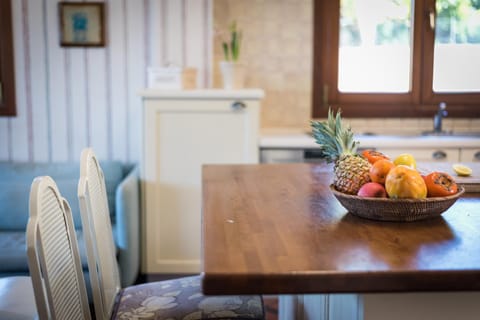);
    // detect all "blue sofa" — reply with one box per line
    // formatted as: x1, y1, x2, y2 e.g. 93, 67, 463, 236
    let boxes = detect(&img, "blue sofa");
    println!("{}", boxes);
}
0, 161, 140, 287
